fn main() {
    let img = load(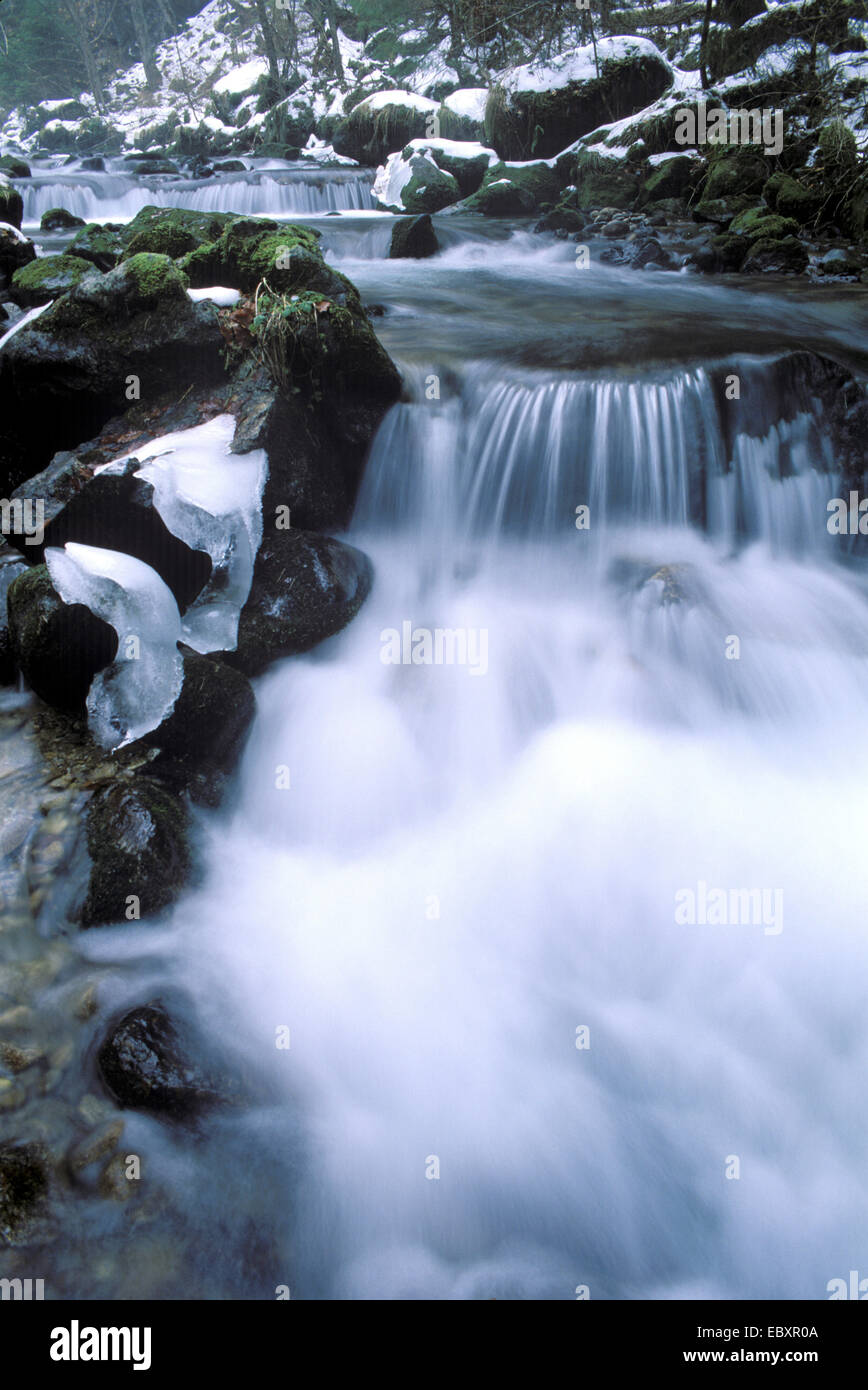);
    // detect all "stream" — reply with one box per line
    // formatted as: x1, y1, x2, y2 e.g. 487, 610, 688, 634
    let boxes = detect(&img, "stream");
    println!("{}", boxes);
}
5, 160, 868, 1300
